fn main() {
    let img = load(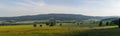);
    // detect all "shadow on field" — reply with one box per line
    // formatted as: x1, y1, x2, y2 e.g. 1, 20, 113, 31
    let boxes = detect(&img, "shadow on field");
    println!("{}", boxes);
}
71, 28, 120, 36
